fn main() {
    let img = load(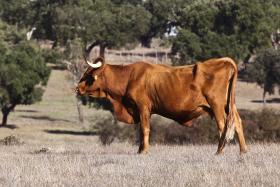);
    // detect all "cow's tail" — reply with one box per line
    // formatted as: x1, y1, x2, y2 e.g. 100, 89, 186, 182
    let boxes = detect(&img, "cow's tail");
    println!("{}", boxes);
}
224, 59, 238, 142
